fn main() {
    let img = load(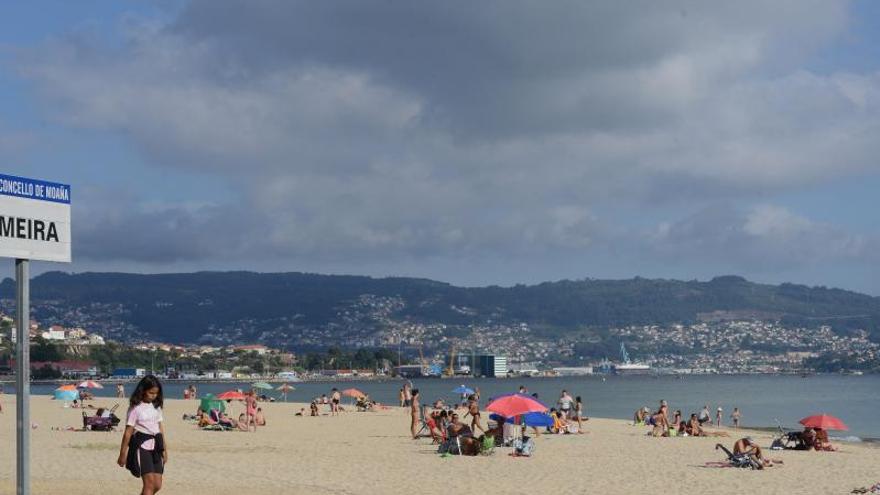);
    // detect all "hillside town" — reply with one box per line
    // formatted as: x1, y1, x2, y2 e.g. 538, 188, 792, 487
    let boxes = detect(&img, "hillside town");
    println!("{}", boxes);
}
1, 298, 877, 379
